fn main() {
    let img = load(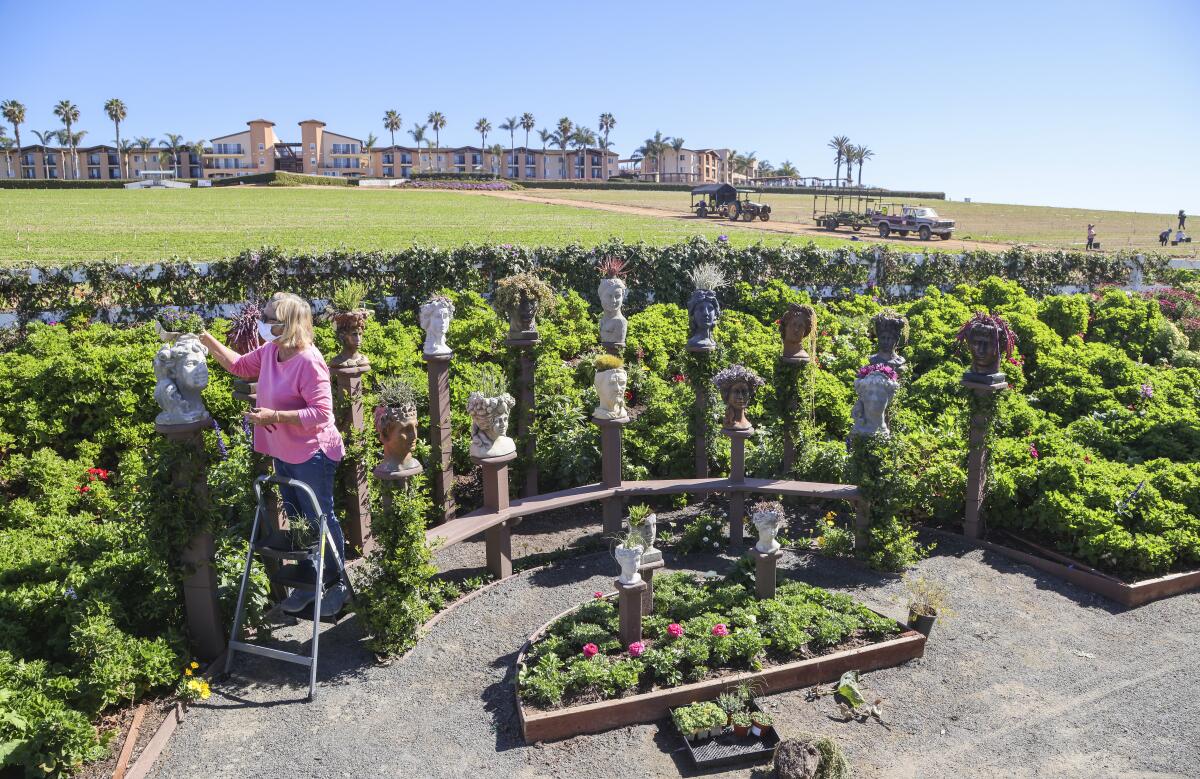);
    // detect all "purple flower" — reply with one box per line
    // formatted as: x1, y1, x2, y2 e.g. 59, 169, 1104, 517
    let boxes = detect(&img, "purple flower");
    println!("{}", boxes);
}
1140, 383, 1154, 399
857, 363, 898, 382
717, 234, 729, 243
65, 586, 77, 600
212, 418, 228, 460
